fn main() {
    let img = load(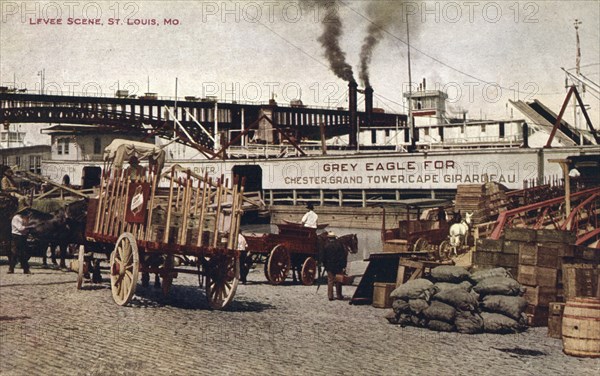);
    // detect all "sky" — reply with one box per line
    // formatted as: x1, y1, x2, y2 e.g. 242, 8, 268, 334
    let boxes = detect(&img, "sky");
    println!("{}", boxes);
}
1, 0, 599, 135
